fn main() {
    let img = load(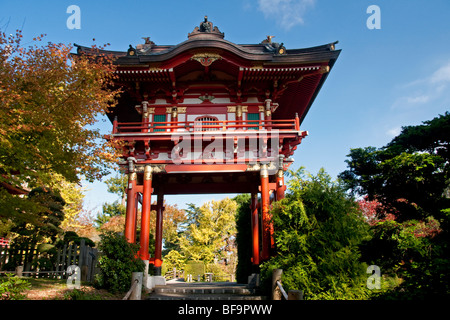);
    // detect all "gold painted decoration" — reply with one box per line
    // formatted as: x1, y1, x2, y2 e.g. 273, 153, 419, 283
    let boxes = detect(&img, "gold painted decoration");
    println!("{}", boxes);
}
129, 172, 137, 181
236, 106, 242, 117
191, 53, 222, 67
144, 165, 153, 180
